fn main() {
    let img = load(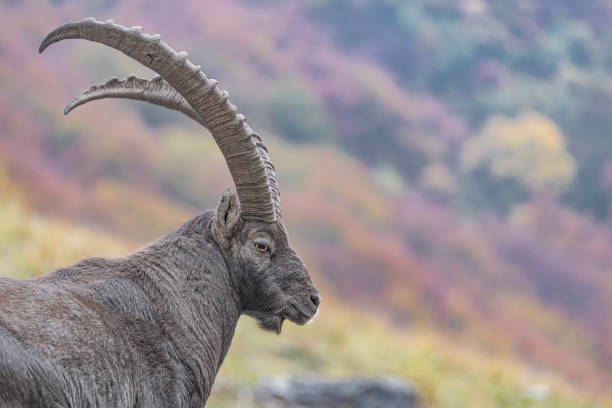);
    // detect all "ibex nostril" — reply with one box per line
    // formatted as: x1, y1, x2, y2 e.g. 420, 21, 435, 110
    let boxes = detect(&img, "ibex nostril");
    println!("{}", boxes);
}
310, 294, 321, 306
